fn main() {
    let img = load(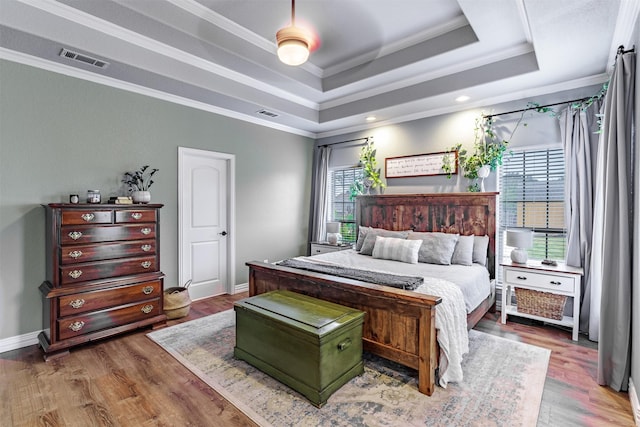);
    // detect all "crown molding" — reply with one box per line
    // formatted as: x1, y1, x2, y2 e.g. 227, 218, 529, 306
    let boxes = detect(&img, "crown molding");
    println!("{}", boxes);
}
0, 48, 316, 138
17, 0, 319, 110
